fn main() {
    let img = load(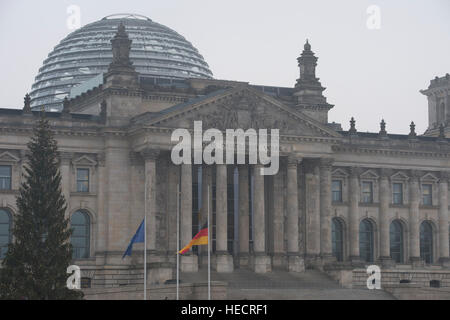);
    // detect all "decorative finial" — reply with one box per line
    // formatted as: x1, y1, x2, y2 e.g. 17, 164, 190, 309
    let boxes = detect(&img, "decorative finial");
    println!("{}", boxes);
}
23, 93, 31, 113
304, 39, 311, 51
349, 117, 357, 134
409, 121, 416, 138
379, 119, 387, 136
